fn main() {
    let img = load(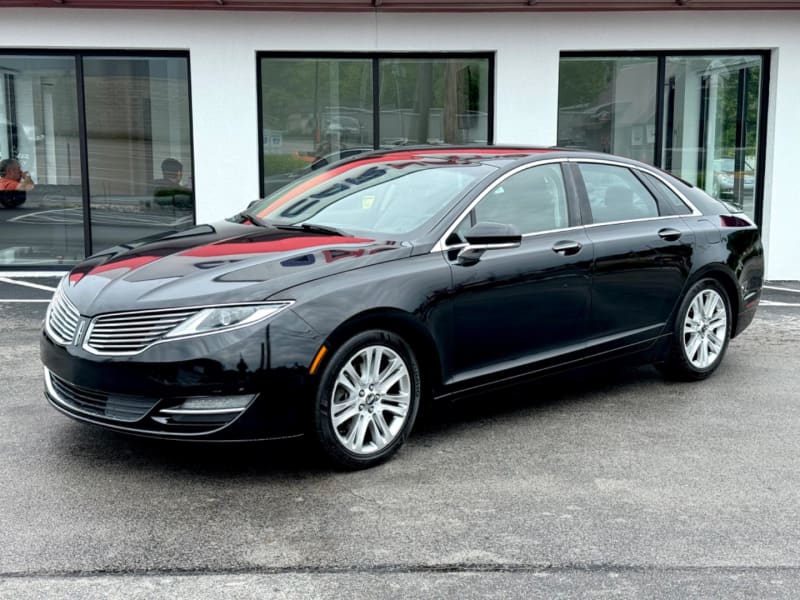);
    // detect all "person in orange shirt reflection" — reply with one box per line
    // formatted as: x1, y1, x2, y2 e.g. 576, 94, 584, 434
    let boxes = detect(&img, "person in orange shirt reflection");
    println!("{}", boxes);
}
0, 159, 35, 191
